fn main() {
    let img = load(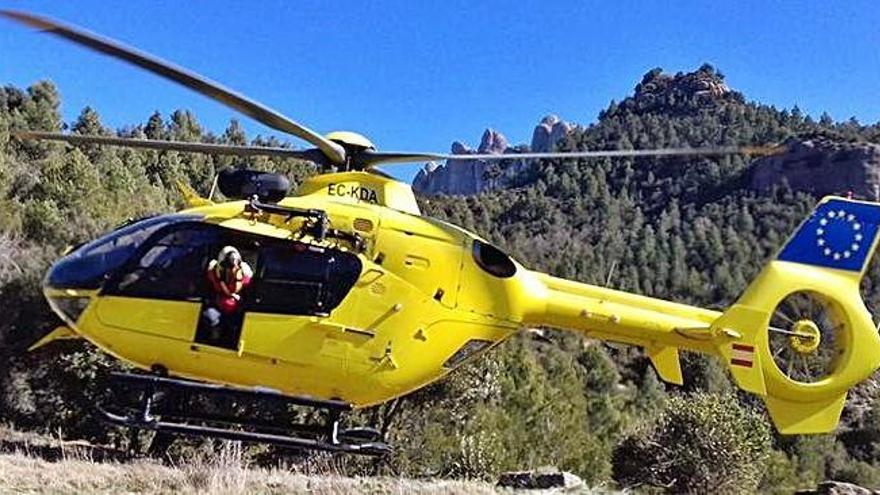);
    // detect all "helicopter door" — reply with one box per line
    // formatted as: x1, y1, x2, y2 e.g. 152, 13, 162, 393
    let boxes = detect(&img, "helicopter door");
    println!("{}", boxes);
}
246, 244, 361, 316
238, 244, 362, 364
96, 222, 222, 343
